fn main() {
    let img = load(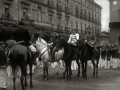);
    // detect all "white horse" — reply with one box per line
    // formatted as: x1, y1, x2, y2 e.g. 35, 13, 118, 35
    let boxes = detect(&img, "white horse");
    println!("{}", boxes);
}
35, 37, 64, 80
